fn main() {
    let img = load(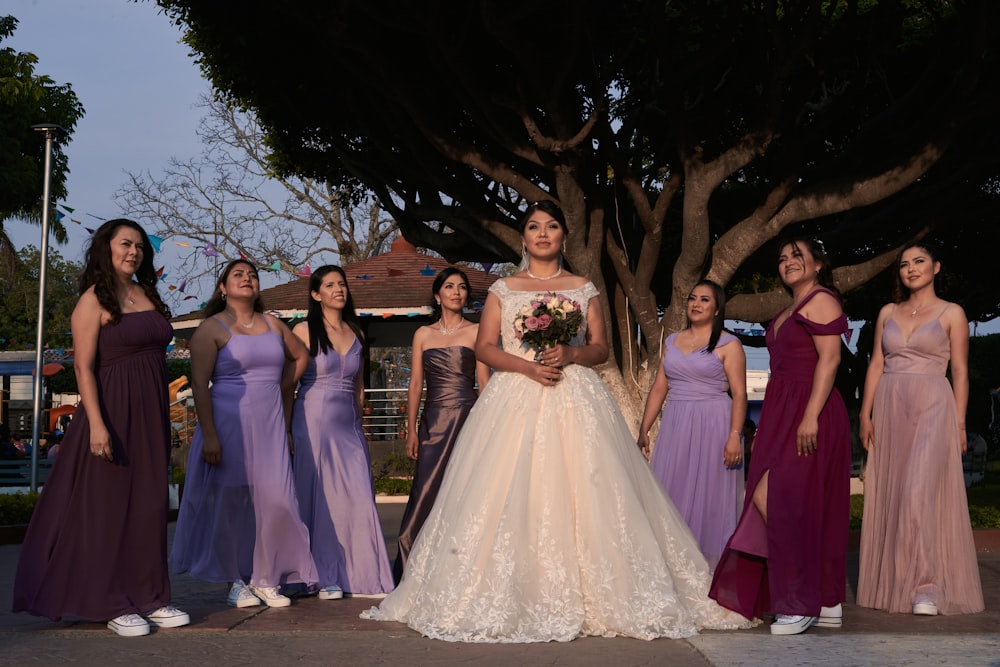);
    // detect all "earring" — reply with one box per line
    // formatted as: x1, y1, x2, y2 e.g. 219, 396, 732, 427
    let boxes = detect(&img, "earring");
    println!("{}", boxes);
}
222, 293, 227, 301
521, 245, 529, 265
435, 300, 441, 305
